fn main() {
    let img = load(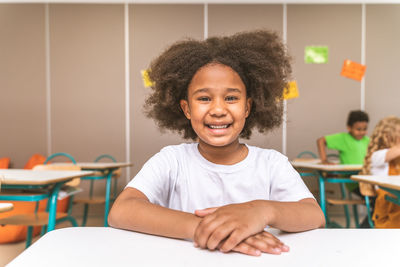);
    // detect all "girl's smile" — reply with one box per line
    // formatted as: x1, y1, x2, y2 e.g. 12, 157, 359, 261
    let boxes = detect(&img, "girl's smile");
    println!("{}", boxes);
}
180, 63, 252, 163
